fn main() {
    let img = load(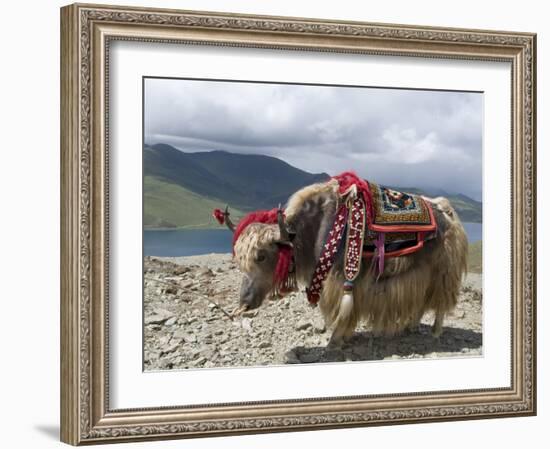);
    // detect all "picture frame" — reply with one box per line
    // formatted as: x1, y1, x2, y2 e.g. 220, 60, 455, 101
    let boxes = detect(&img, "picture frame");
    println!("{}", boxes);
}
60, 2, 536, 445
